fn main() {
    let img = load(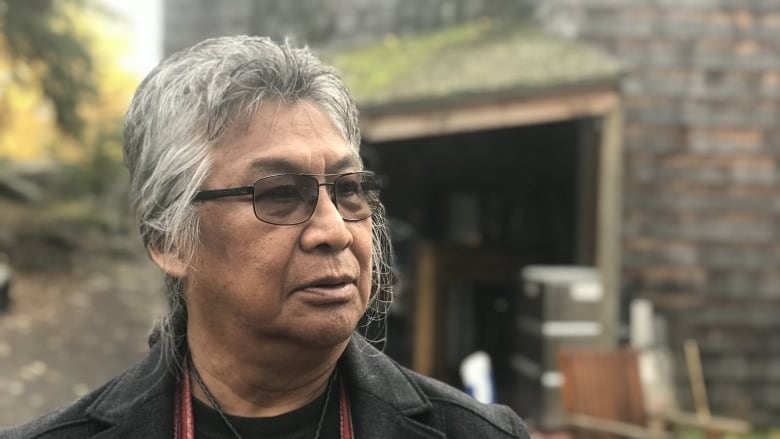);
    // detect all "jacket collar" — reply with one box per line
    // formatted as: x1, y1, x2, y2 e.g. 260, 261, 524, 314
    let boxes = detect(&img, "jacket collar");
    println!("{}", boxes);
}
85, 335, 444, 438
341, 336, 444, 438
85, 342, 176, 438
